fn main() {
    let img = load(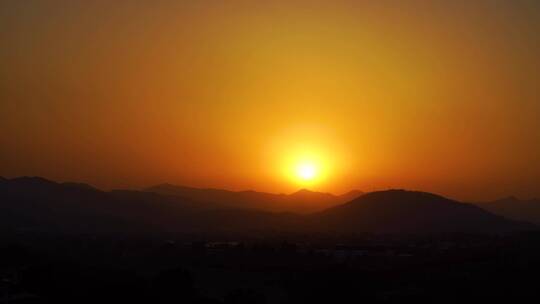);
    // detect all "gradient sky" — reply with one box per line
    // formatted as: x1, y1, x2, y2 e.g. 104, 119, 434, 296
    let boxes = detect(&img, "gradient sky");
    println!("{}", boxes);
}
1, 0, 539, 201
